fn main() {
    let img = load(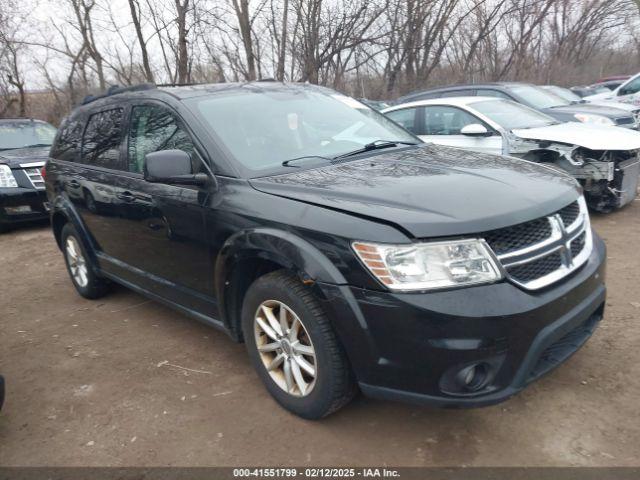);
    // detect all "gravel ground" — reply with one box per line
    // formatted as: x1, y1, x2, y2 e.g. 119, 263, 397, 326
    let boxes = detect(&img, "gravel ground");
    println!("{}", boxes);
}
0, 201, 639, 467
